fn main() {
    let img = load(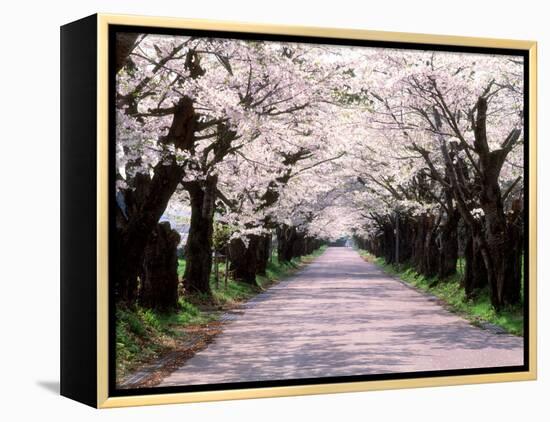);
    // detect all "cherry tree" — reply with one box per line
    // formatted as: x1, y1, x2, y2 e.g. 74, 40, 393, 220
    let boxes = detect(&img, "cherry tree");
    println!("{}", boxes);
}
354, 49, 524, 307
115, 34, 359, 296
